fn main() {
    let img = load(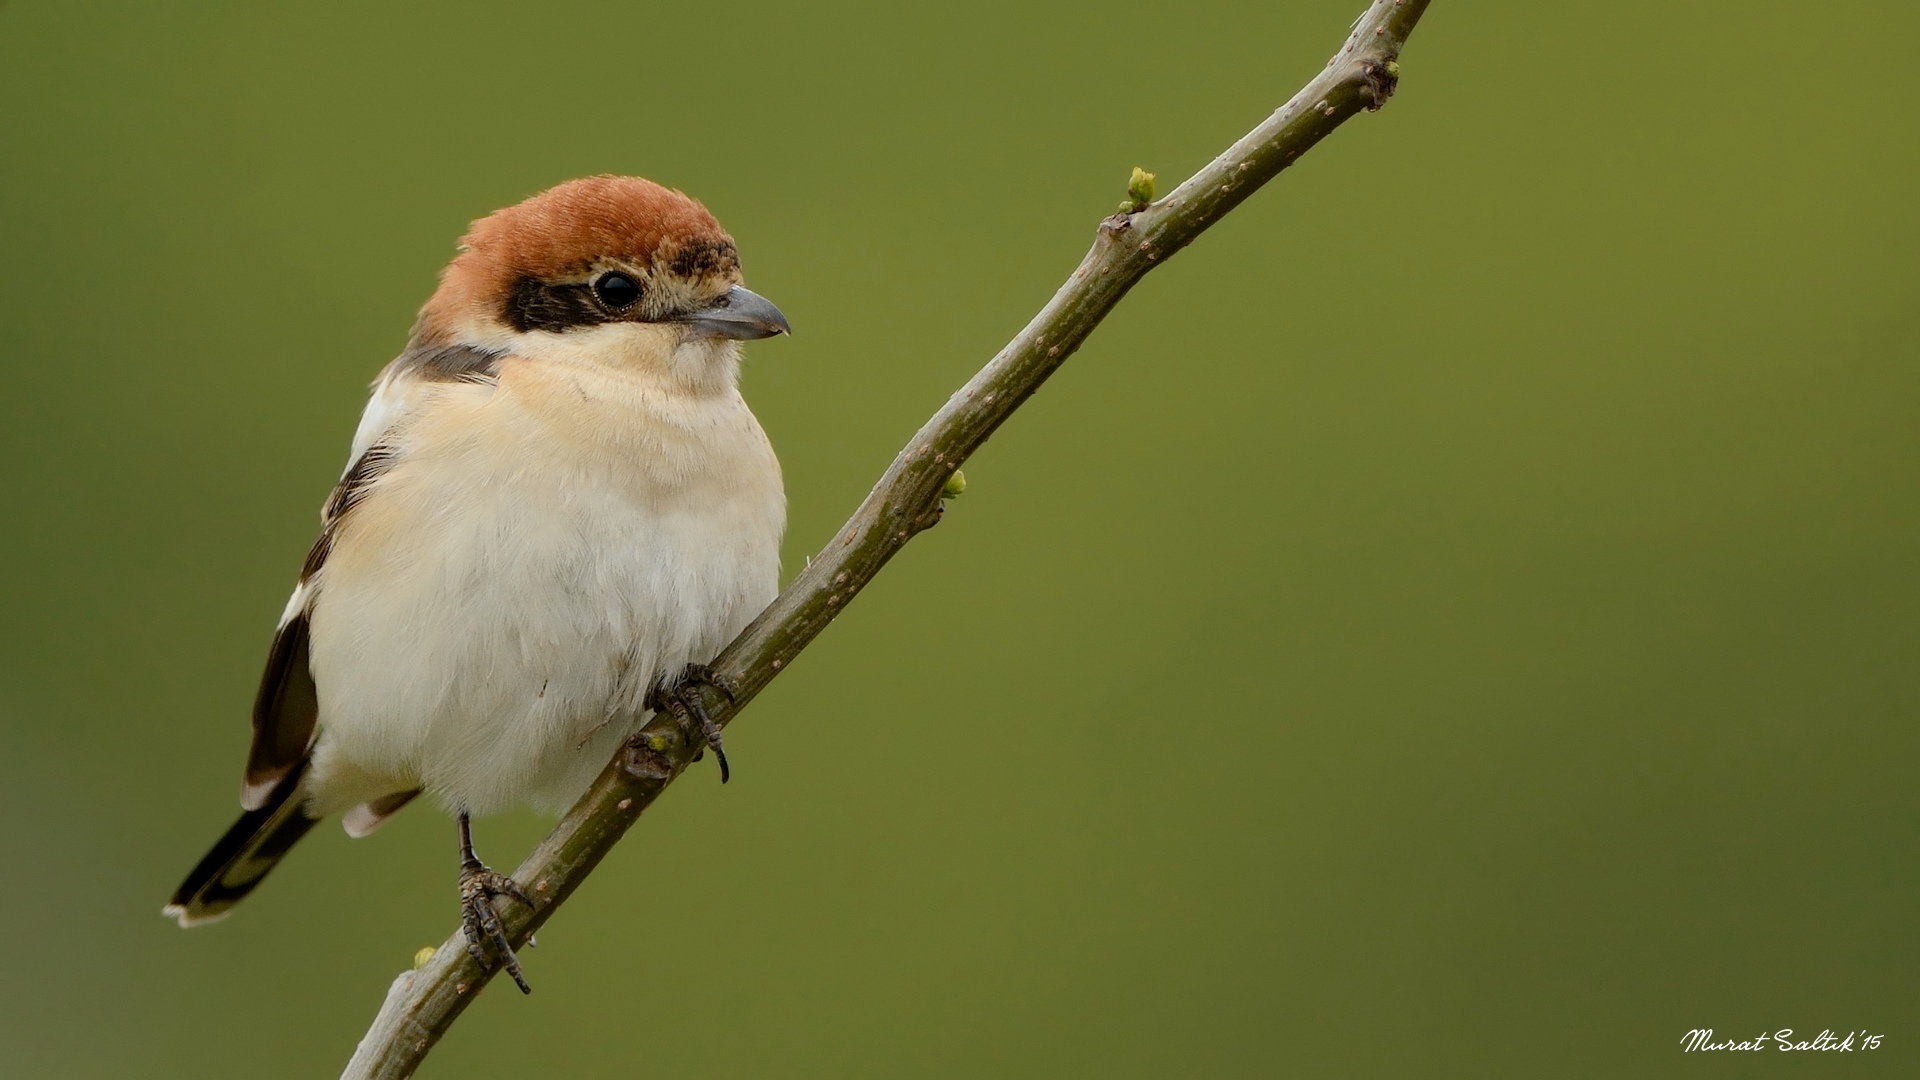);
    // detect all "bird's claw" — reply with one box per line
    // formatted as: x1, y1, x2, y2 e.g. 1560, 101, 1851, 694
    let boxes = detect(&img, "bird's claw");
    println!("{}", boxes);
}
648, 663, 737, 783
683, 663, 741, 703
459, 862, 535, 994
